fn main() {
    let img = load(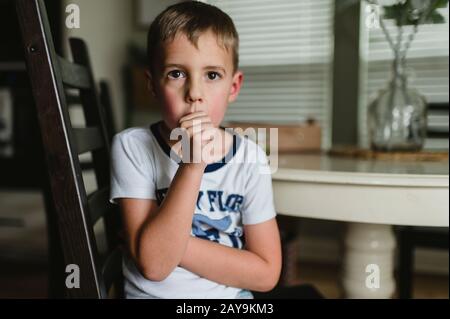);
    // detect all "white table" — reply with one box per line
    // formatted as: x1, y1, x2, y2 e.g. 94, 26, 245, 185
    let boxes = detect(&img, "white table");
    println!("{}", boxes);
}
271, 153, 449, 298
